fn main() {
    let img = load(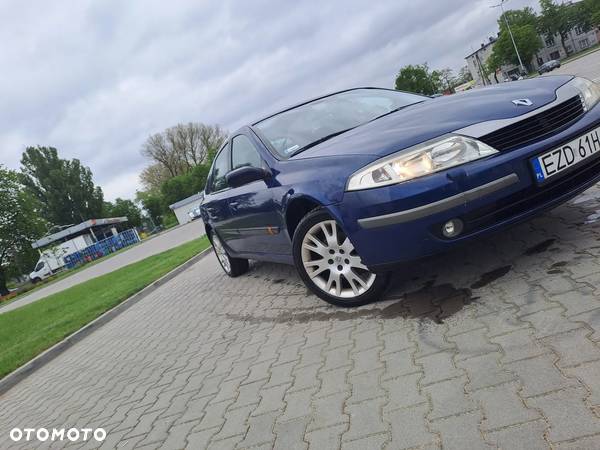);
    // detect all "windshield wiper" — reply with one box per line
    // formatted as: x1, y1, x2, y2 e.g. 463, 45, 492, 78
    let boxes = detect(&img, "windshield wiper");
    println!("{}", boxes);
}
369, 100, 426, 122
287, 101, 427, 158
288, 127, 357, 157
